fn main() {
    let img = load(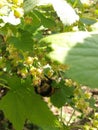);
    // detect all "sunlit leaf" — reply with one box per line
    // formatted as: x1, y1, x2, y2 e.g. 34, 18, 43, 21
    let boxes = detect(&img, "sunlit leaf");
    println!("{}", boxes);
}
91, 22, 98, 31
40, 31, 98, 88
51, 0, 79, 25
24, 0, 40, 13
24, 0, 79, 25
